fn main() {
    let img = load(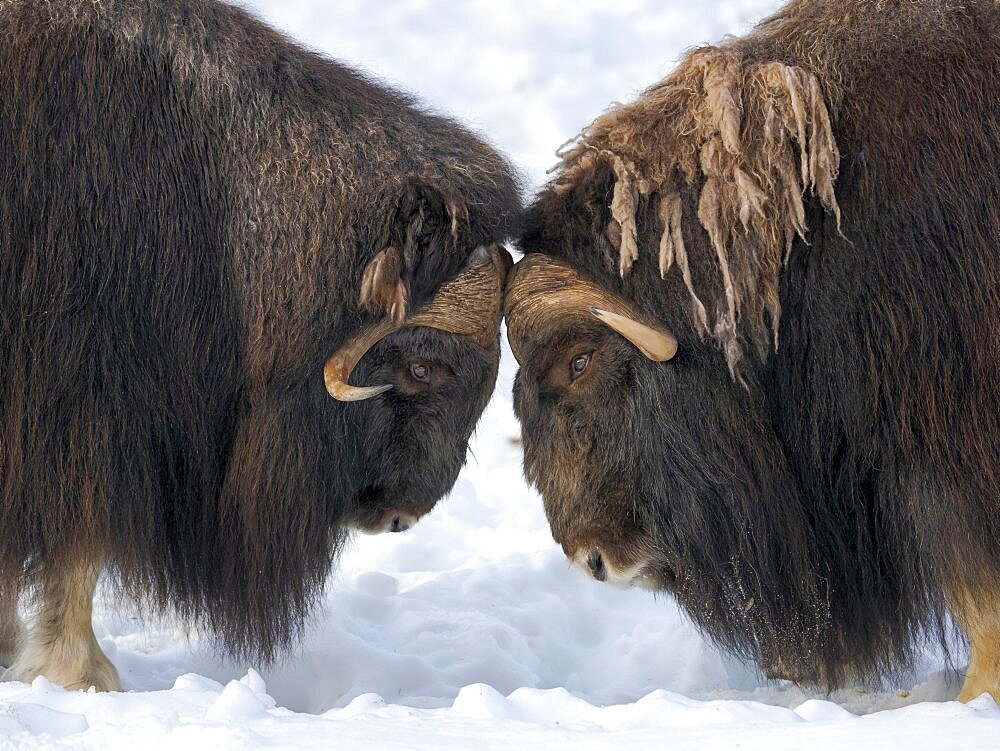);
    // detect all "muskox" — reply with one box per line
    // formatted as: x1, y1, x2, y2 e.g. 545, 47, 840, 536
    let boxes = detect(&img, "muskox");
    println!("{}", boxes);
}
506, 0, 1000, 700
0, 0, 520, 691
